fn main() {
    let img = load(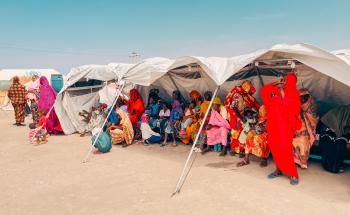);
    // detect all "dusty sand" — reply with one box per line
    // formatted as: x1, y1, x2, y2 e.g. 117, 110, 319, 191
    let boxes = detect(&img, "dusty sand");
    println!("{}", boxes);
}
0, 111, 349, 215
